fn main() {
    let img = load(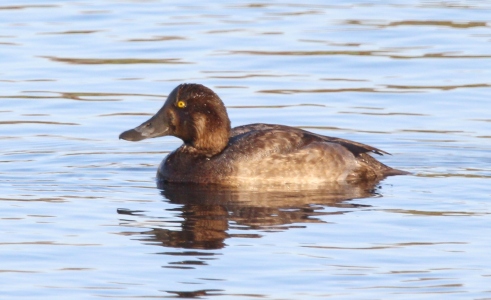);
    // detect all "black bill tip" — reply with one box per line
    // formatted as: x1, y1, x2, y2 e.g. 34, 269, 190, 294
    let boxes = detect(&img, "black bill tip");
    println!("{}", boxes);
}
119, 129, 145, 141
